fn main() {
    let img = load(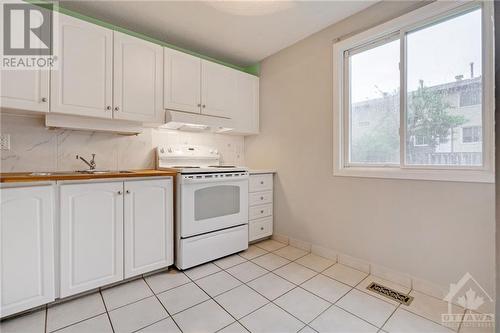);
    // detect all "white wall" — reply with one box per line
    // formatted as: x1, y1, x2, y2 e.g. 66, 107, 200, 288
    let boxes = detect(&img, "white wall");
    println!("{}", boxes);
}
0, 113, 244, 172
245, 1, 495, 296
